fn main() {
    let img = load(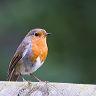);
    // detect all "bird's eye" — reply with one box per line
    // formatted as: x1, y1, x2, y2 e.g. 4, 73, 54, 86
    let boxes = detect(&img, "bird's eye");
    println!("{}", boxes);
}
35, 33, 39, 36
